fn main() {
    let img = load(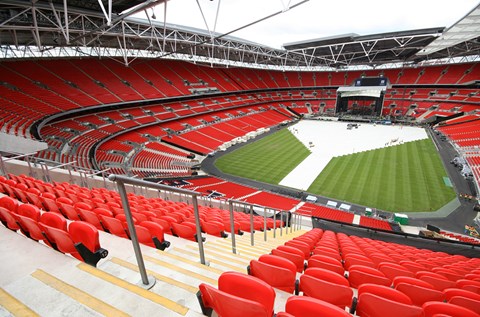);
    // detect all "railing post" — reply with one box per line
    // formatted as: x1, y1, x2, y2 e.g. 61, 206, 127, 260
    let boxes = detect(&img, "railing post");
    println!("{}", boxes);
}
228, 200, 237, 254
280, 211, 283, 237
192, 194, 207, 265
114, 178, 155, 289
250, 204, 254, 246
263, 207, 267, 242
273, 209, 277, 239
